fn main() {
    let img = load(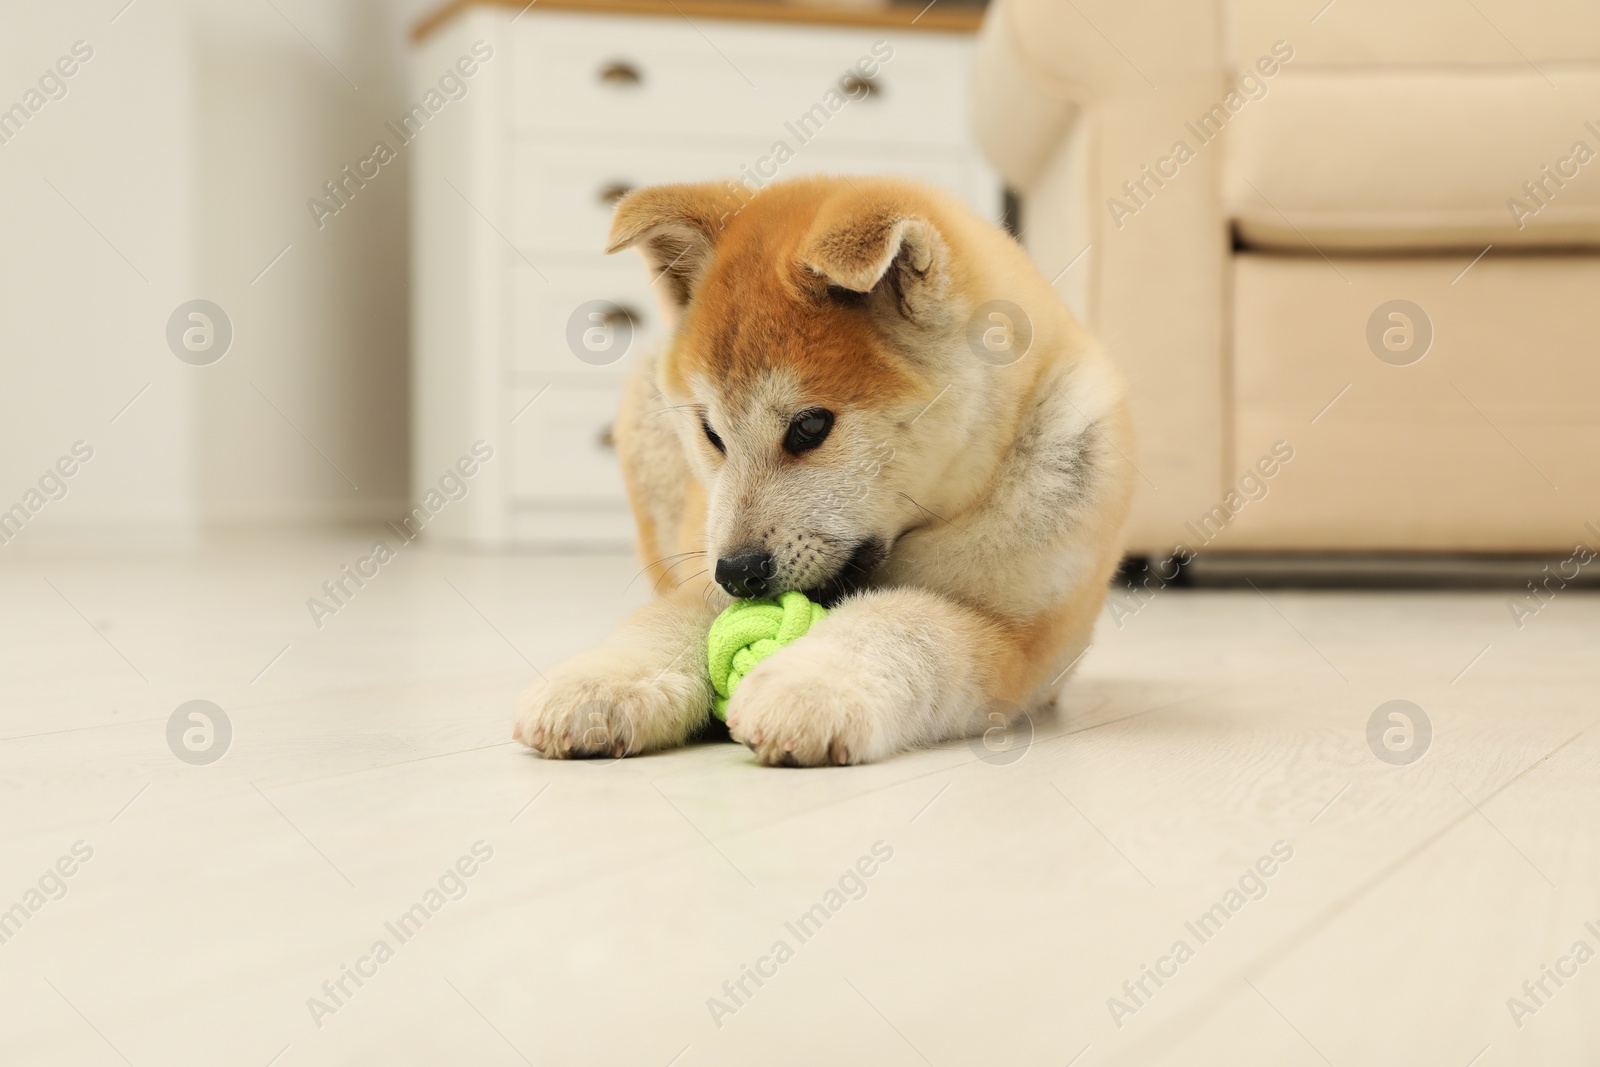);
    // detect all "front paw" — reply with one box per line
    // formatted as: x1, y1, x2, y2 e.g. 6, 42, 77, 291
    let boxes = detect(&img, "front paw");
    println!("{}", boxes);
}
724, 646, 890, 767
513, 653, 707, 759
